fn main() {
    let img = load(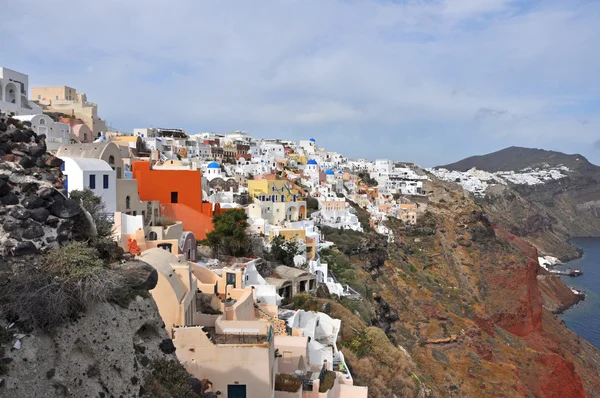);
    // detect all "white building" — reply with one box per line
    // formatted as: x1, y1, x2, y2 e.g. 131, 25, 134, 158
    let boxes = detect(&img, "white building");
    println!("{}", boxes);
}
0, 67, 43, 116
299, 138, 317, 154
60, 157, 117, 213
203, 161, 226, 181
13, 114, 70, 150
